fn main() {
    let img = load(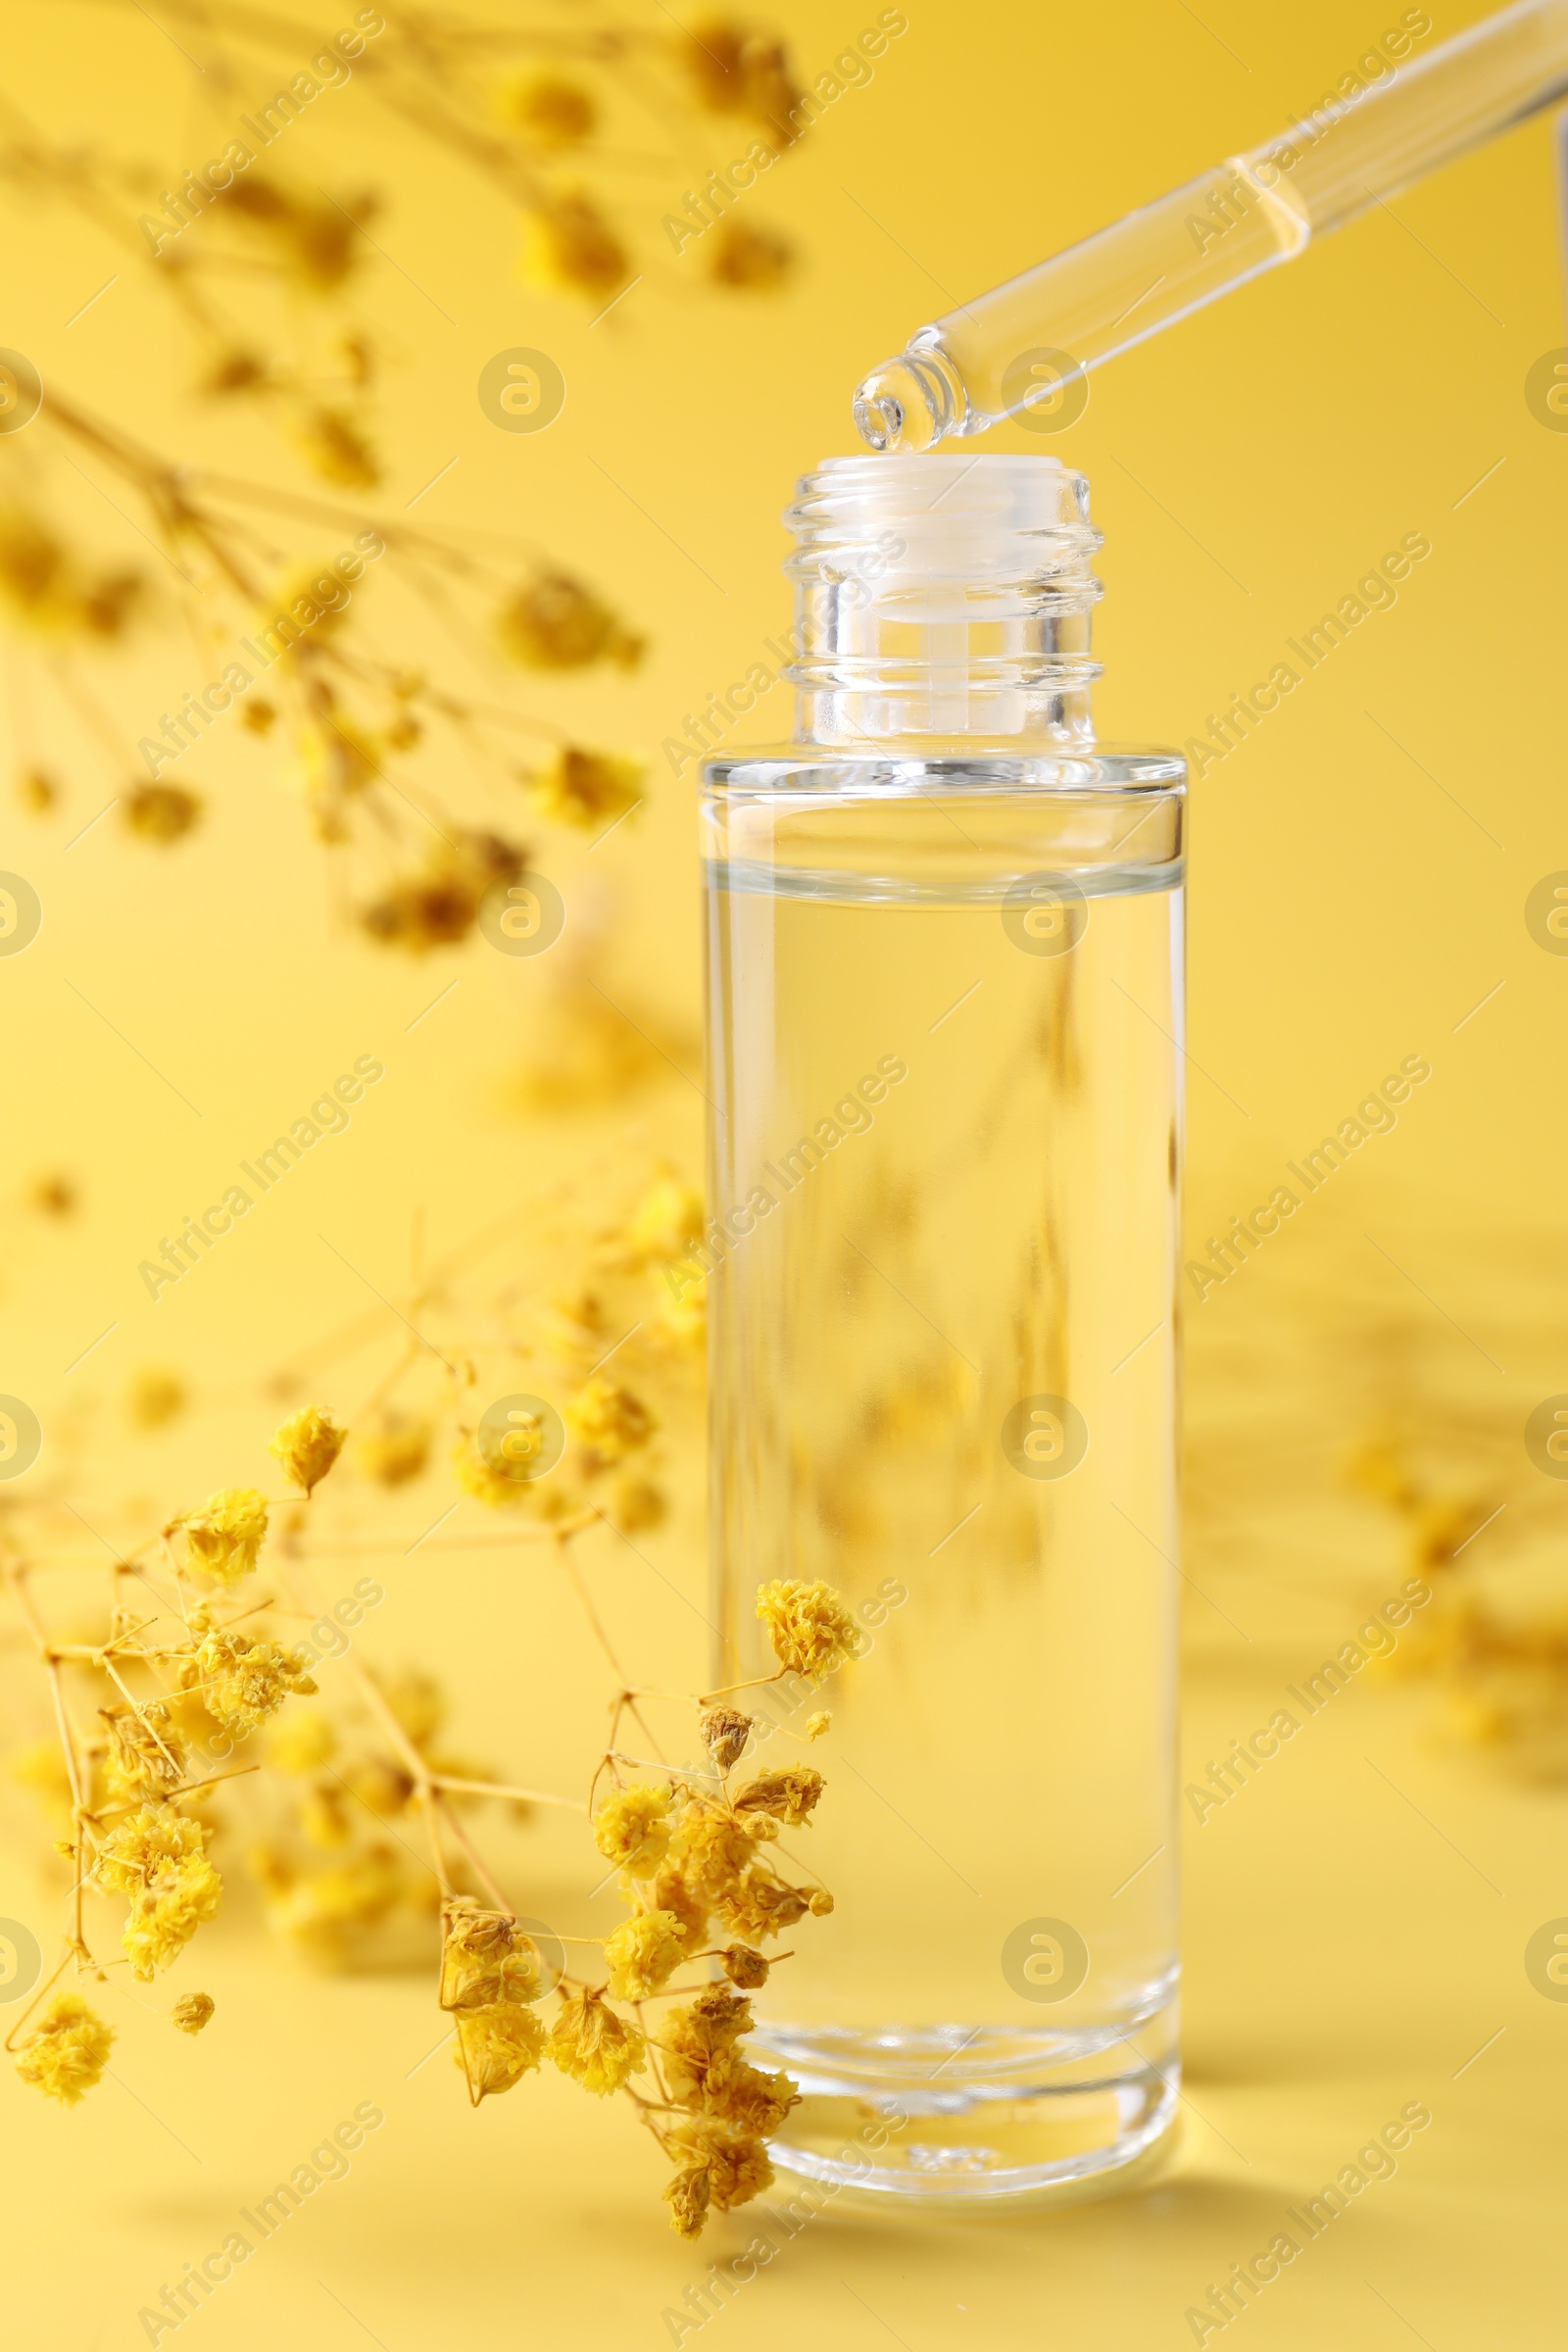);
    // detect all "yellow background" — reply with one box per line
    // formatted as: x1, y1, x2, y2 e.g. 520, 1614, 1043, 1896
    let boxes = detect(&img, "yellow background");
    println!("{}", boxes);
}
2, 0, 1566, 2343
